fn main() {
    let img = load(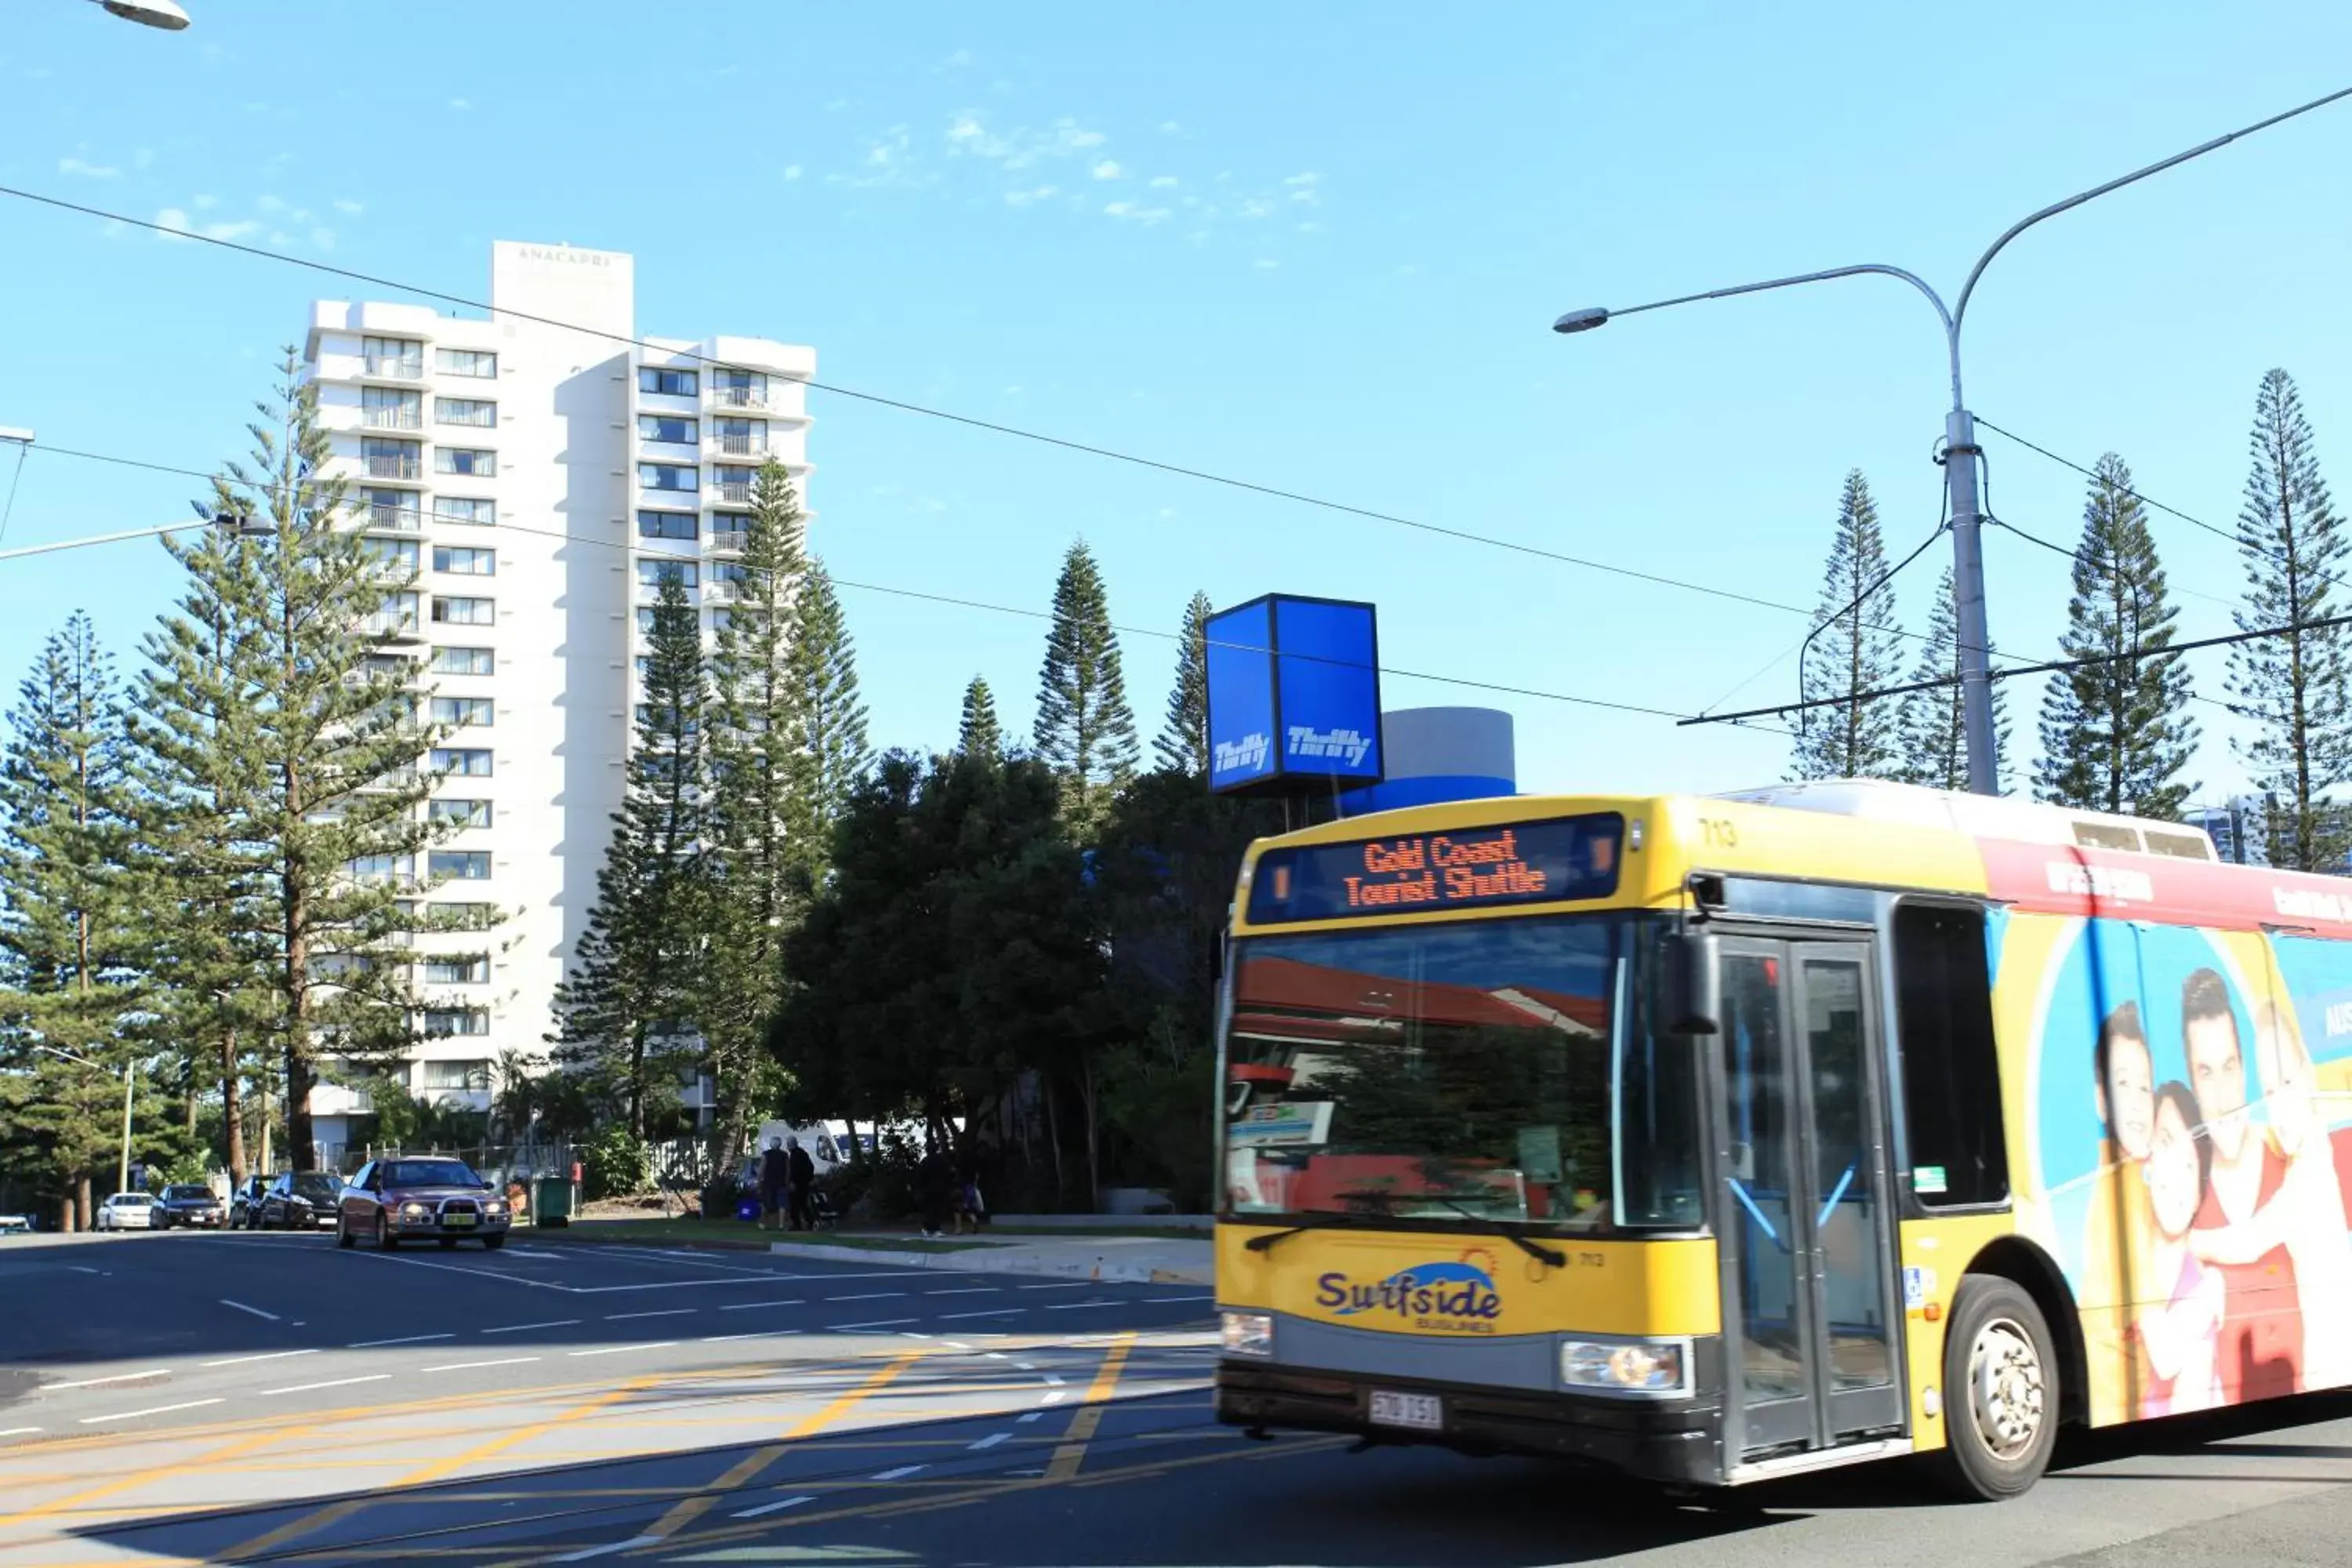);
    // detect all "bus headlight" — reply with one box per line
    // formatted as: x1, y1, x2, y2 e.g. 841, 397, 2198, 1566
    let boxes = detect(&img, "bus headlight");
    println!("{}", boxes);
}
1560, 1338, 1689, 1396
1221, 1311, 1274, 1356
